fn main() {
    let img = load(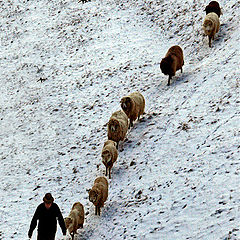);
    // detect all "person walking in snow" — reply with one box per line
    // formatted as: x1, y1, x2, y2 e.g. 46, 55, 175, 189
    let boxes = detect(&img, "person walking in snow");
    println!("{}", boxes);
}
28, 193, 66, 240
